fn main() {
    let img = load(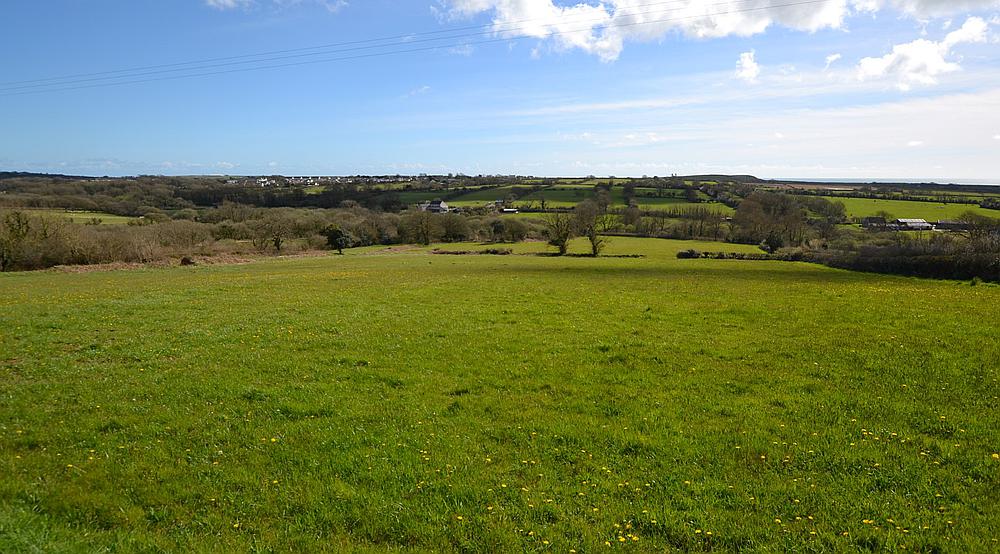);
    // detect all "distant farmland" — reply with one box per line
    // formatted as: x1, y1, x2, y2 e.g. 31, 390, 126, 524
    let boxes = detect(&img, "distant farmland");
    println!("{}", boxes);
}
815, 196, 997, 220
440, 184, 734, 214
